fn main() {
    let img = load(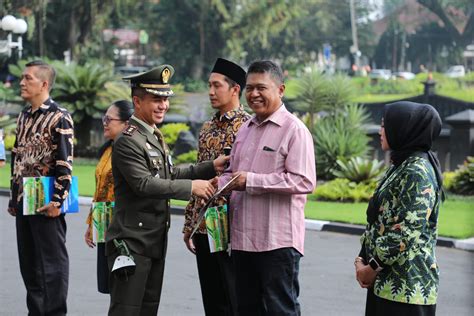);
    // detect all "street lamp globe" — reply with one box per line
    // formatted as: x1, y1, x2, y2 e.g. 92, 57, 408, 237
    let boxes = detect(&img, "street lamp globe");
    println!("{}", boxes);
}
1, 15, 17, 31
13, 19, 27, 34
